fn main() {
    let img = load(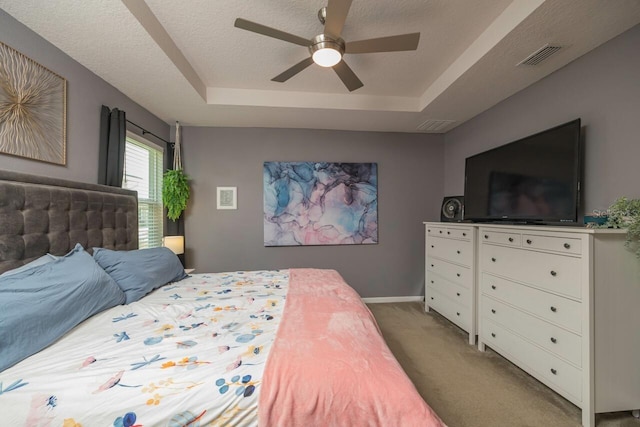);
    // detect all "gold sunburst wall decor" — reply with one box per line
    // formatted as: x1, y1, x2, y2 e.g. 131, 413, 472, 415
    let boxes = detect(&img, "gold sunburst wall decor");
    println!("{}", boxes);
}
0, 41, 67, 165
